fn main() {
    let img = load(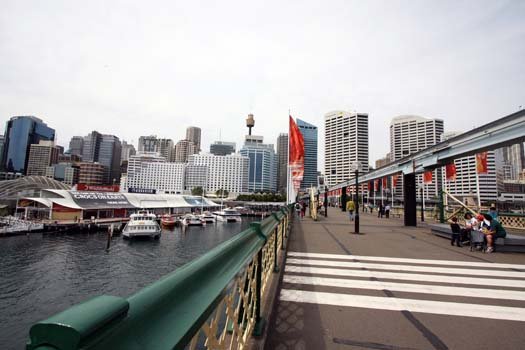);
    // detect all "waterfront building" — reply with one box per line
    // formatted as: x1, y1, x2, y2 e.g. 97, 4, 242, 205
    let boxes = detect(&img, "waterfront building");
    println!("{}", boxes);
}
499, 143, 525, 180
46, 163, 80, 186
390, 115, 444, 200
210, 141, 236, 156
26, 141, 60, 176
276, 133, 288, 194
68, 136, 84, 156
78, 162, 106, 185
126, 152, 185, 194
441, 132, 498, 203
297, 119, 318, 189
240, 135, 277, 192
174, 139, 197, 162
138, 136, 173, 161
2, 116, 55, 174
187, 153, 249, 194
121, 140, 136, 163
324, 111, 369, 187
0, 172, 24, 181
186, 126, 202, 152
